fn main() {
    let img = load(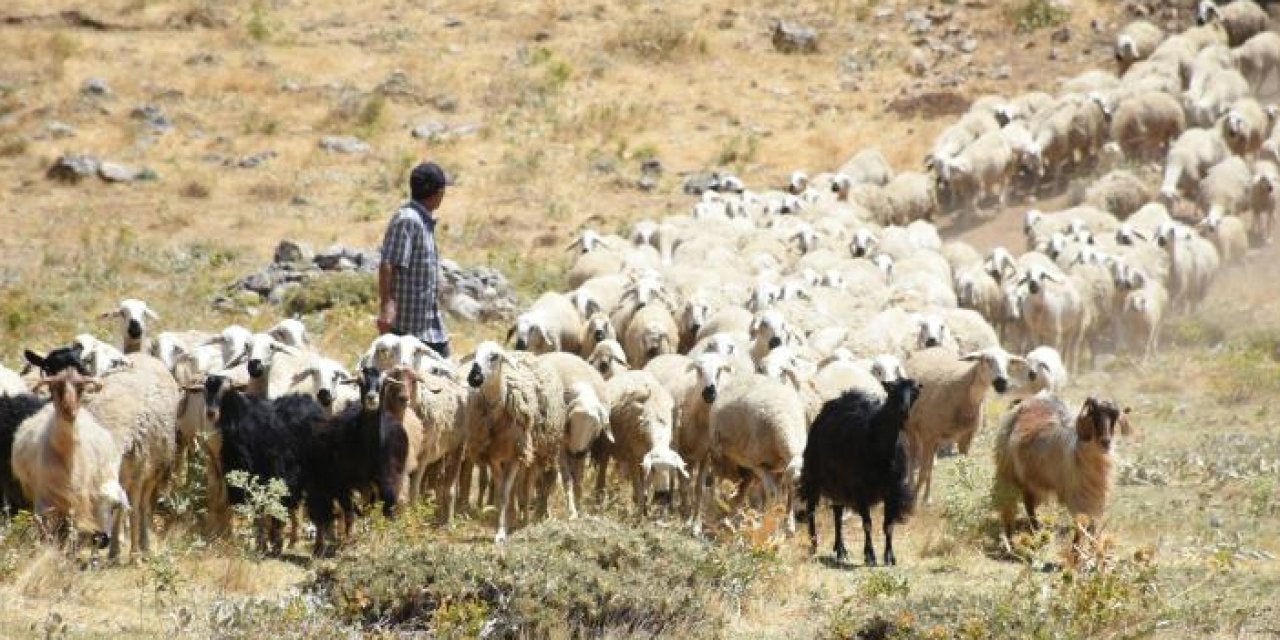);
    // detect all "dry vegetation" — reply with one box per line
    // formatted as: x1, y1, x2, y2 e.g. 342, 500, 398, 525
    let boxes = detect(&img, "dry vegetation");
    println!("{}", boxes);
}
1, 0, 1279, 637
